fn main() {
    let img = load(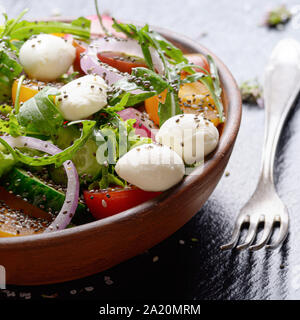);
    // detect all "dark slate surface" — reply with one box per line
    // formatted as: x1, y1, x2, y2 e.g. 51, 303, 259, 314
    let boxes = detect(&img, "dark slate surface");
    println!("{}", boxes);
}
1, 0, 300, 300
